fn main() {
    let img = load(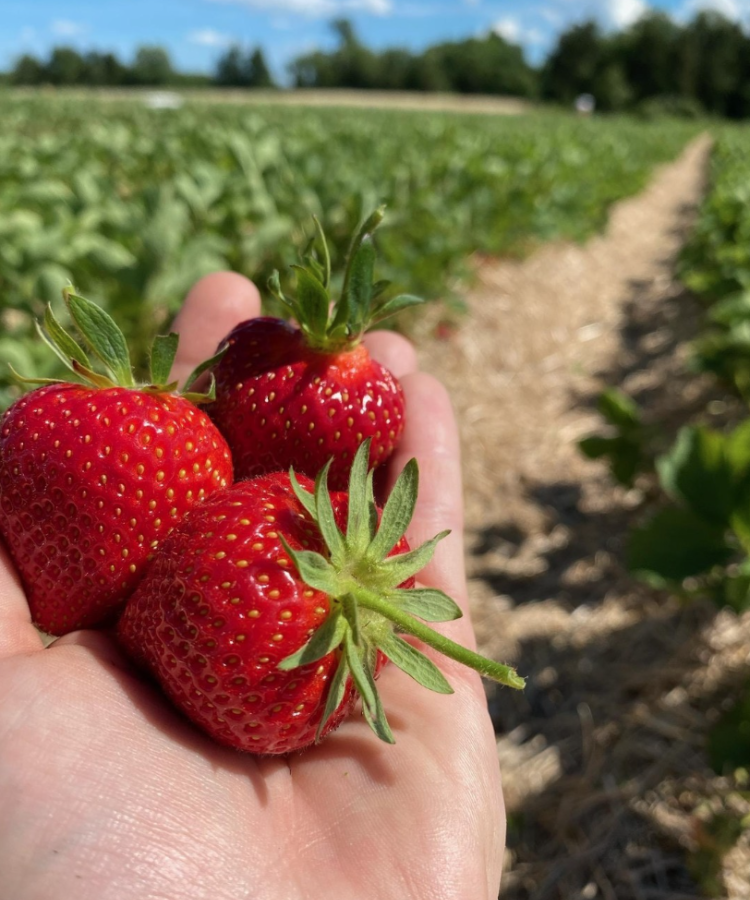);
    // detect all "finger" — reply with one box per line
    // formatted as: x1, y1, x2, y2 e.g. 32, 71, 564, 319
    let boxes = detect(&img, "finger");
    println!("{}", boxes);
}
383, 373, 474, 646
0, 539, 43, 659
363, 330, 418, 379
170, 272, 261, 386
